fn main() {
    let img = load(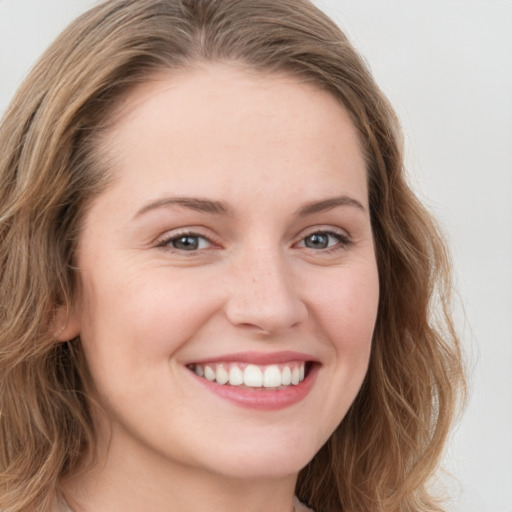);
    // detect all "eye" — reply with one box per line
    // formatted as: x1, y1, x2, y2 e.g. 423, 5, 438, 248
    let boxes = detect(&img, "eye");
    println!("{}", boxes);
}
159, 232, 212, 251
297, 231, 351, 251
